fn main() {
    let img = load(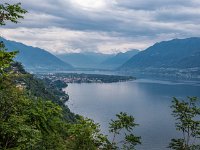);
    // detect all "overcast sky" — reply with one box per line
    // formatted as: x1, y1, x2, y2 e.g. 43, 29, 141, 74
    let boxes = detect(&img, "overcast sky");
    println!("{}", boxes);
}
1, 0, 200, 54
